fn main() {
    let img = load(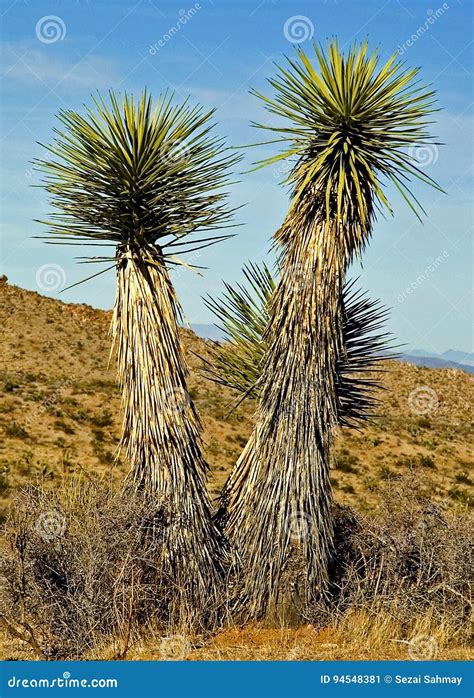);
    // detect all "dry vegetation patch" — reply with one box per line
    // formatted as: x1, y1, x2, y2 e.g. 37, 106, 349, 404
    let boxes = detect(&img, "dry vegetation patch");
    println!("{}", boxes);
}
1, 474, 471, 660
